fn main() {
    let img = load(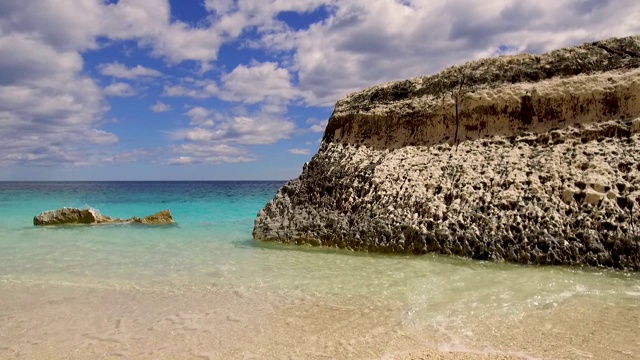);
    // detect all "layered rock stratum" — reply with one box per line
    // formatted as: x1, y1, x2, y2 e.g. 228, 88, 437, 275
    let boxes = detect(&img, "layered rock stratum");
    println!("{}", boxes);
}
254, 36, 640, 270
